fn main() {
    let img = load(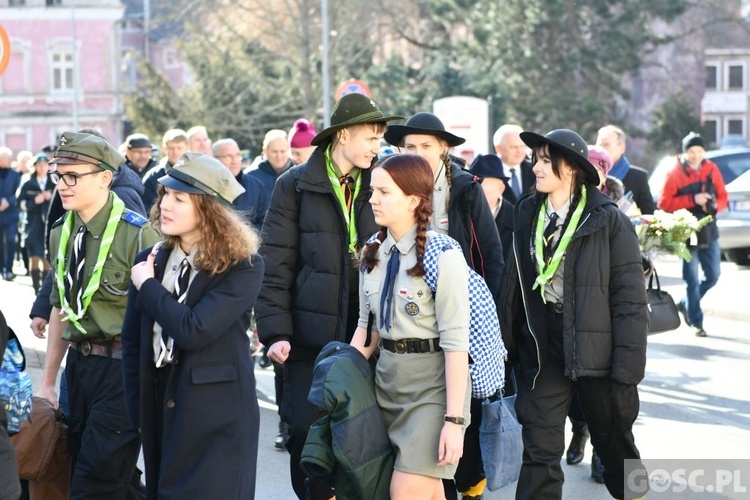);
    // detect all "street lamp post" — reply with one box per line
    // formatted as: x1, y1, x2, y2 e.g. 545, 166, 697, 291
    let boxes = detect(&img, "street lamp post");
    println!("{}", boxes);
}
321, 0, 330, 127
